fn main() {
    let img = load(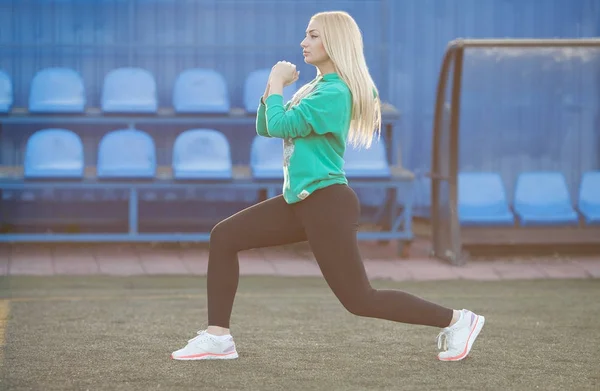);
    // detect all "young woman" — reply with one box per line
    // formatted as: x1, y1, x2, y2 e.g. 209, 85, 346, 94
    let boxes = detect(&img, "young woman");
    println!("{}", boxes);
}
172, 11, 484, 362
